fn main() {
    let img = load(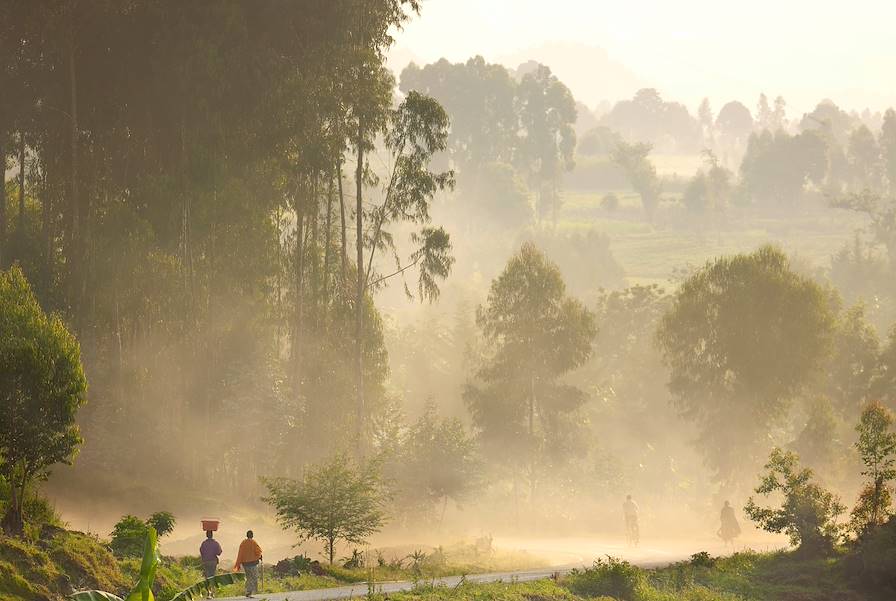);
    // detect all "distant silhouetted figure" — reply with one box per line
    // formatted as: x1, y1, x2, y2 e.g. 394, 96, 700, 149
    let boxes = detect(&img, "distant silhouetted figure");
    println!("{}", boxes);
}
234, 530, 263, 597
623, 494, 640, 546
200, 530, 222, 597
718, 501, 741, 545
